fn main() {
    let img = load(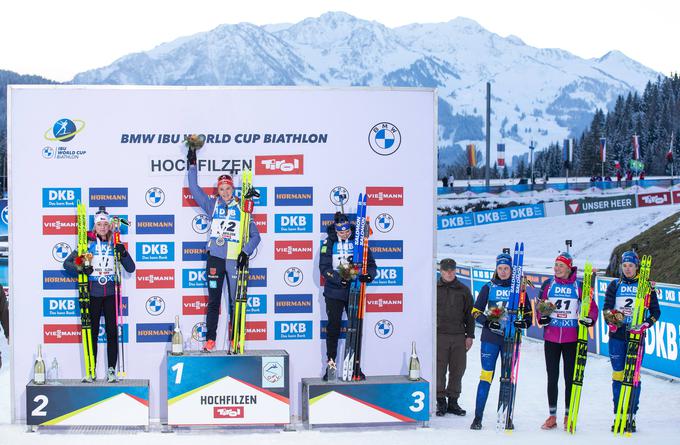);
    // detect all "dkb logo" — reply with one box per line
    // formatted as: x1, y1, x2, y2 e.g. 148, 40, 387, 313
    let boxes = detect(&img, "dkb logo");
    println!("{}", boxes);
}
275, 321, 313, 340
183, 269, 207, 288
